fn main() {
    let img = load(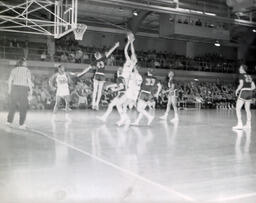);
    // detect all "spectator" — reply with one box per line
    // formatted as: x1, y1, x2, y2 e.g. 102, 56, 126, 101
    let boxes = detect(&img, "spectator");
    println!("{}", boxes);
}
75, 48, 83, 63
41, 51, 47, 61
60, 52, 68, 62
